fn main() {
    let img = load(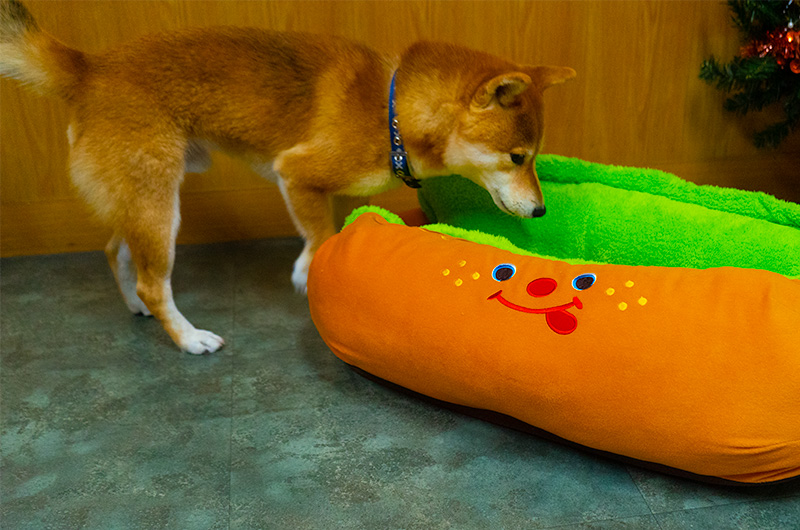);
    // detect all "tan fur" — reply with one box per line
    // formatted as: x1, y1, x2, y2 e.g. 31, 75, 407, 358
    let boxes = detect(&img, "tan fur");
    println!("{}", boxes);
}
0, 0, 575, 354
